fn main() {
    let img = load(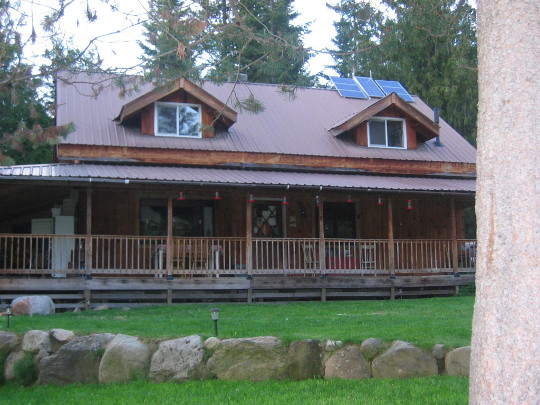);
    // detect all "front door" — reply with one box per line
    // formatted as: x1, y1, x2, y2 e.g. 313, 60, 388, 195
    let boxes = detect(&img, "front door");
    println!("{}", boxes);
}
323, 202, 356, 238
